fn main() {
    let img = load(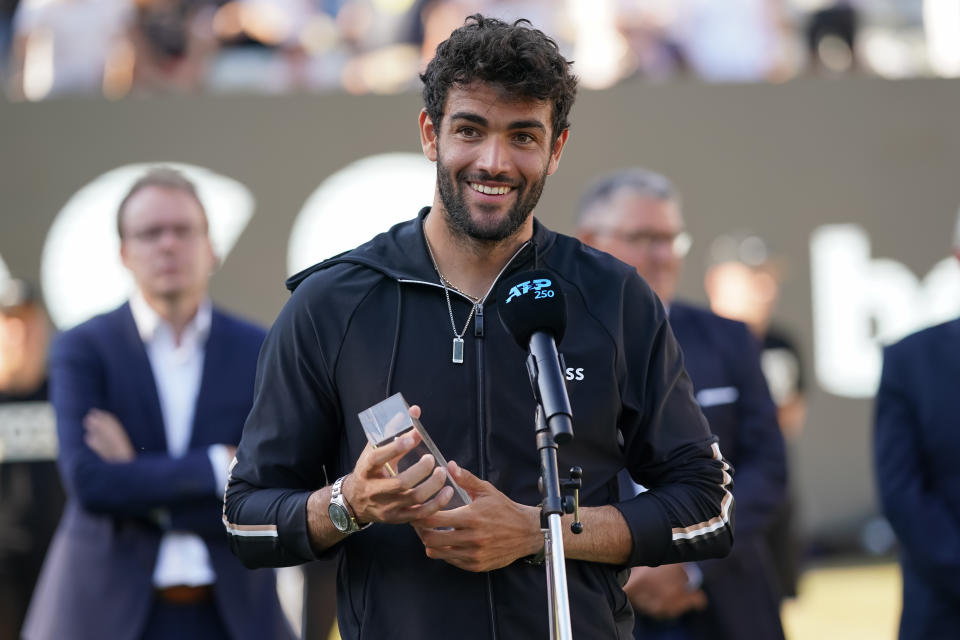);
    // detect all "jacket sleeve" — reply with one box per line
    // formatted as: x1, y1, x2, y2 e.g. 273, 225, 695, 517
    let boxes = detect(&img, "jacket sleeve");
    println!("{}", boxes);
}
874, 342, 960, 600
613, 276, 735, 567
51, 329, 219, 519
223, 277, 342, 568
